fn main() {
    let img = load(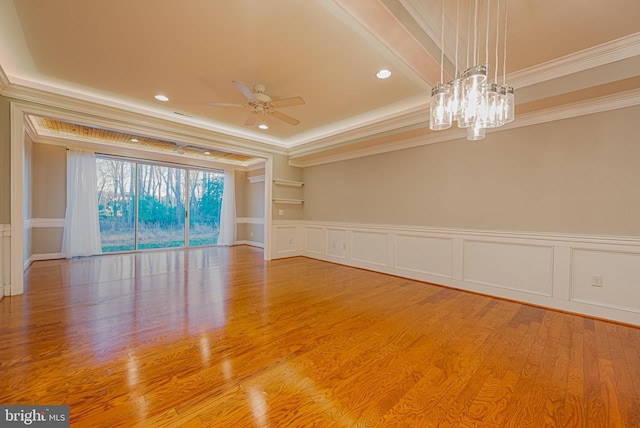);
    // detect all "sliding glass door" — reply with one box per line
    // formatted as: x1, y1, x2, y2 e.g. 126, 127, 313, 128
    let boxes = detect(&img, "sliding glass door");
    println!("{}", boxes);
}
96, 156, 224, 253
189, 170, 224, 246
97, 158, 136, 252
138, 164, 186, 249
